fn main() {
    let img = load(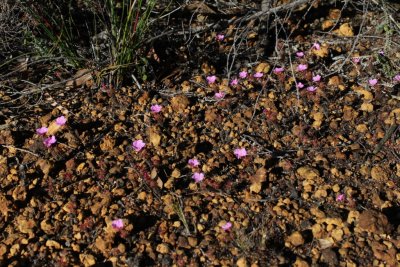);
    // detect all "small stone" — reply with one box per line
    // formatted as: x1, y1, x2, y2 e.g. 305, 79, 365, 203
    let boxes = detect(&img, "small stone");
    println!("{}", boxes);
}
156, 243, 170, 254
297, 166, 320, 180
177, 236, 190, 249
332, 184, 340, 193
46, 240, 61, 249
236, 257, 248, 267
79, 254, 96, 266
357, 210, 392, 234
332, 228, 344, 242
286, 231, 304, 247
293, 257, 309, 267
371, 166, 388, 181
188, 237, 198, 247
321, 249, 338, 266
314, 189, 327, 198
